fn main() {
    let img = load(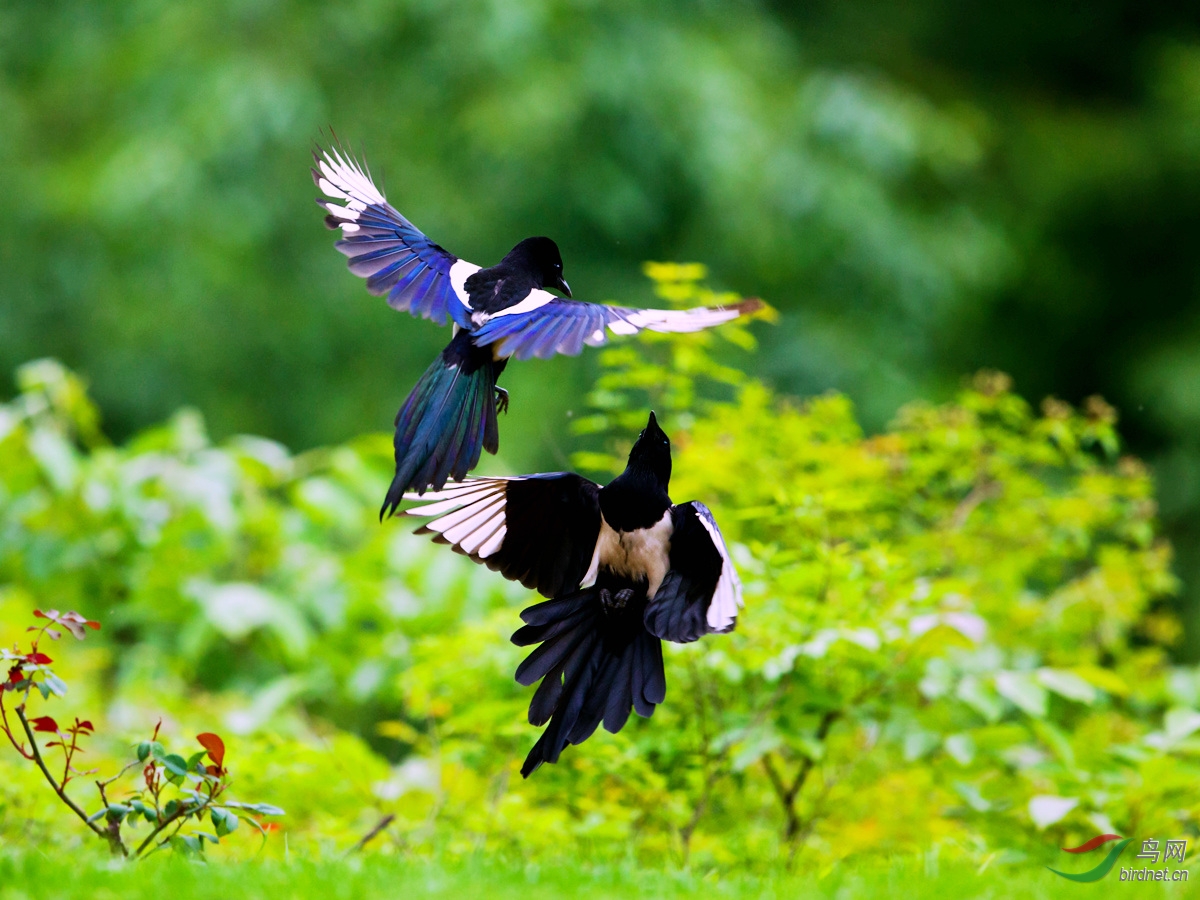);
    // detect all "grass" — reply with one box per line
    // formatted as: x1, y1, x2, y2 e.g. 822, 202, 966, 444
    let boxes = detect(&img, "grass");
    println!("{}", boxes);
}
0, 851, 1194, 900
